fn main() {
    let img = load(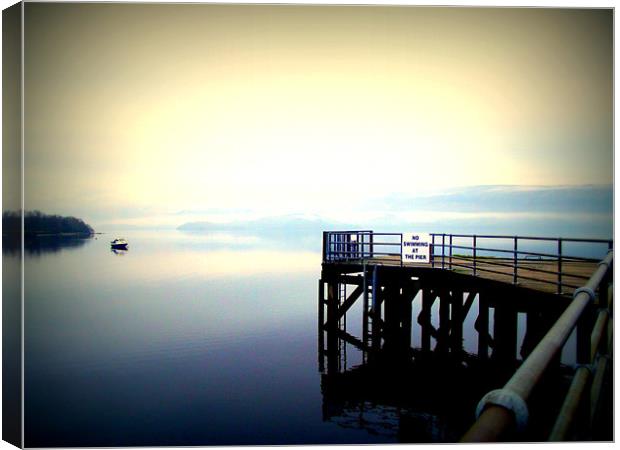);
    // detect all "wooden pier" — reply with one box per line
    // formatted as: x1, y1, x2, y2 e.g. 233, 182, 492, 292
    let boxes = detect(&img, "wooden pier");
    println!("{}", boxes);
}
318, 231, 613, 442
